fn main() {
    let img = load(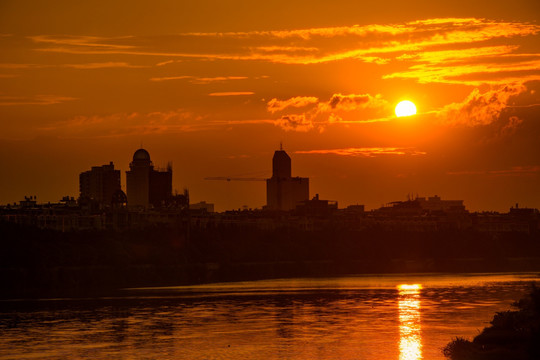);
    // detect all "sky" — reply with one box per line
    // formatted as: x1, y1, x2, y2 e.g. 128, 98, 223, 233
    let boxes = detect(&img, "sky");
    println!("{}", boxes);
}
1, 0, 539, 212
